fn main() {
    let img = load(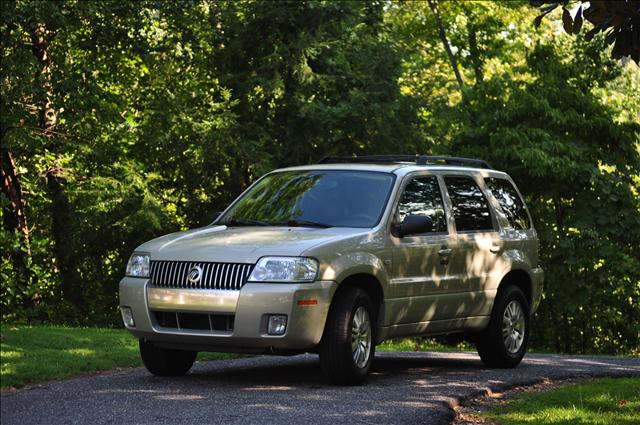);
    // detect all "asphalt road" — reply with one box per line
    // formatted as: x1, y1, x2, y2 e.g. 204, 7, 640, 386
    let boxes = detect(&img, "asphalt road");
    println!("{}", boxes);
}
2, 352, 639, 425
